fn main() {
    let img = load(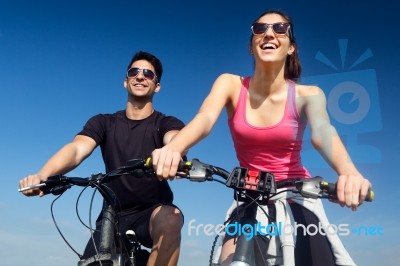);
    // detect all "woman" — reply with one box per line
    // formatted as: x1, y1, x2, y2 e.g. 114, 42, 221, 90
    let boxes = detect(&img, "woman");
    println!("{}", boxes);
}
152, 10, 371, 265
